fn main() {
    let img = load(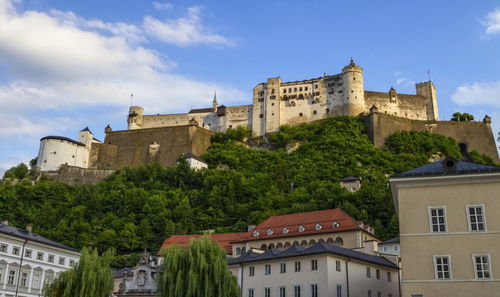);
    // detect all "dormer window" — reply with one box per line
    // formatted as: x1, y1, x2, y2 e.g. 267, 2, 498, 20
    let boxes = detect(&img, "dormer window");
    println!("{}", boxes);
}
267, 228, 274, 236
315, 223, 322, 231
298, 225, 305, 232
253, 230, 260, 237
332, 221, 340, 228
283, 227, 289, 234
